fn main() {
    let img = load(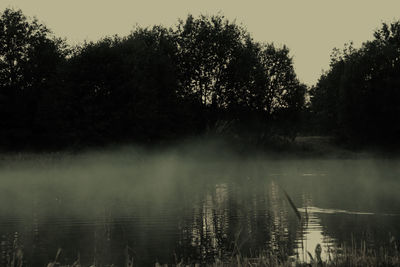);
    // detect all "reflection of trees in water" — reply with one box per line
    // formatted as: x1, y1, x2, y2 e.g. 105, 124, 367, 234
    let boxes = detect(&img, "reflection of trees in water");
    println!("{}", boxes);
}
266, 181, 299, 259
6, 172, 400, 266
178, 180, 300, 263
177, 183, 230, 263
